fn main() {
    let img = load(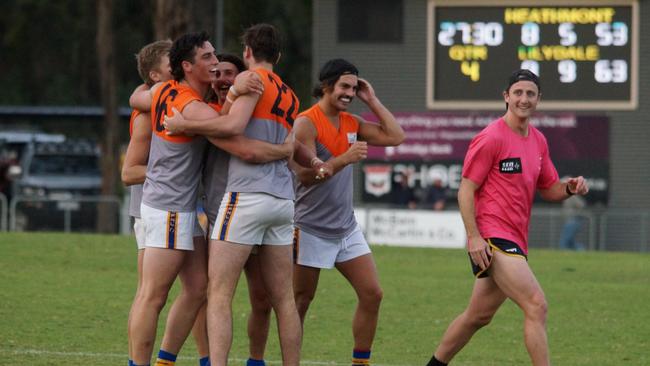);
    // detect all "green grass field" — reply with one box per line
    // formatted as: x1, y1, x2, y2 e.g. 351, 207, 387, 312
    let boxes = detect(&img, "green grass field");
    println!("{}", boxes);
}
1, 232, 649, 365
